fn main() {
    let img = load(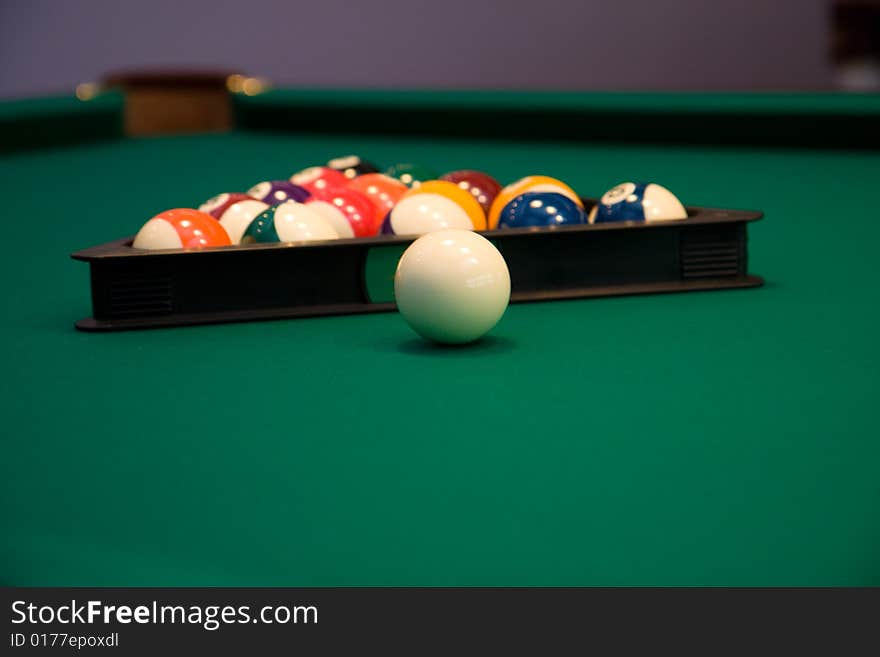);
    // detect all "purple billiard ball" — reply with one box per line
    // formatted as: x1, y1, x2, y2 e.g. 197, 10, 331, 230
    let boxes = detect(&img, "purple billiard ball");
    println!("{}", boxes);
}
380, 210, 395, 235
246, 180, 310, 205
